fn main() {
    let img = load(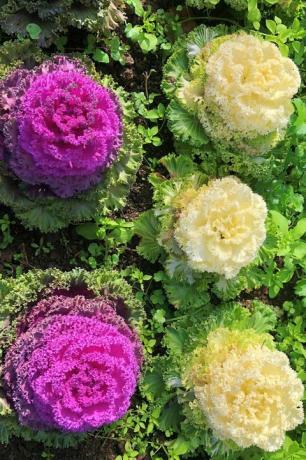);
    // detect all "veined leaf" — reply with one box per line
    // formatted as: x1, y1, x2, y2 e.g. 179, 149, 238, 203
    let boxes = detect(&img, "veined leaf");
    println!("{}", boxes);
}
167, 100, 208, 147
134, 211, 162, 263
